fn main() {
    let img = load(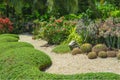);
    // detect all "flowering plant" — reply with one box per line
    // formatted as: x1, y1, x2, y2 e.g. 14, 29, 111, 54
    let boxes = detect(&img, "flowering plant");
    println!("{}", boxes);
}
33, 16, 77, 44
0, 17, 13, 33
